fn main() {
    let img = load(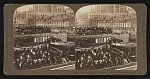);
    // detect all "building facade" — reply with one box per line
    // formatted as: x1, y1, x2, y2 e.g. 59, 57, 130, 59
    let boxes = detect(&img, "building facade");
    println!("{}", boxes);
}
76, 4, 136, 33
14, 4, 75, 28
